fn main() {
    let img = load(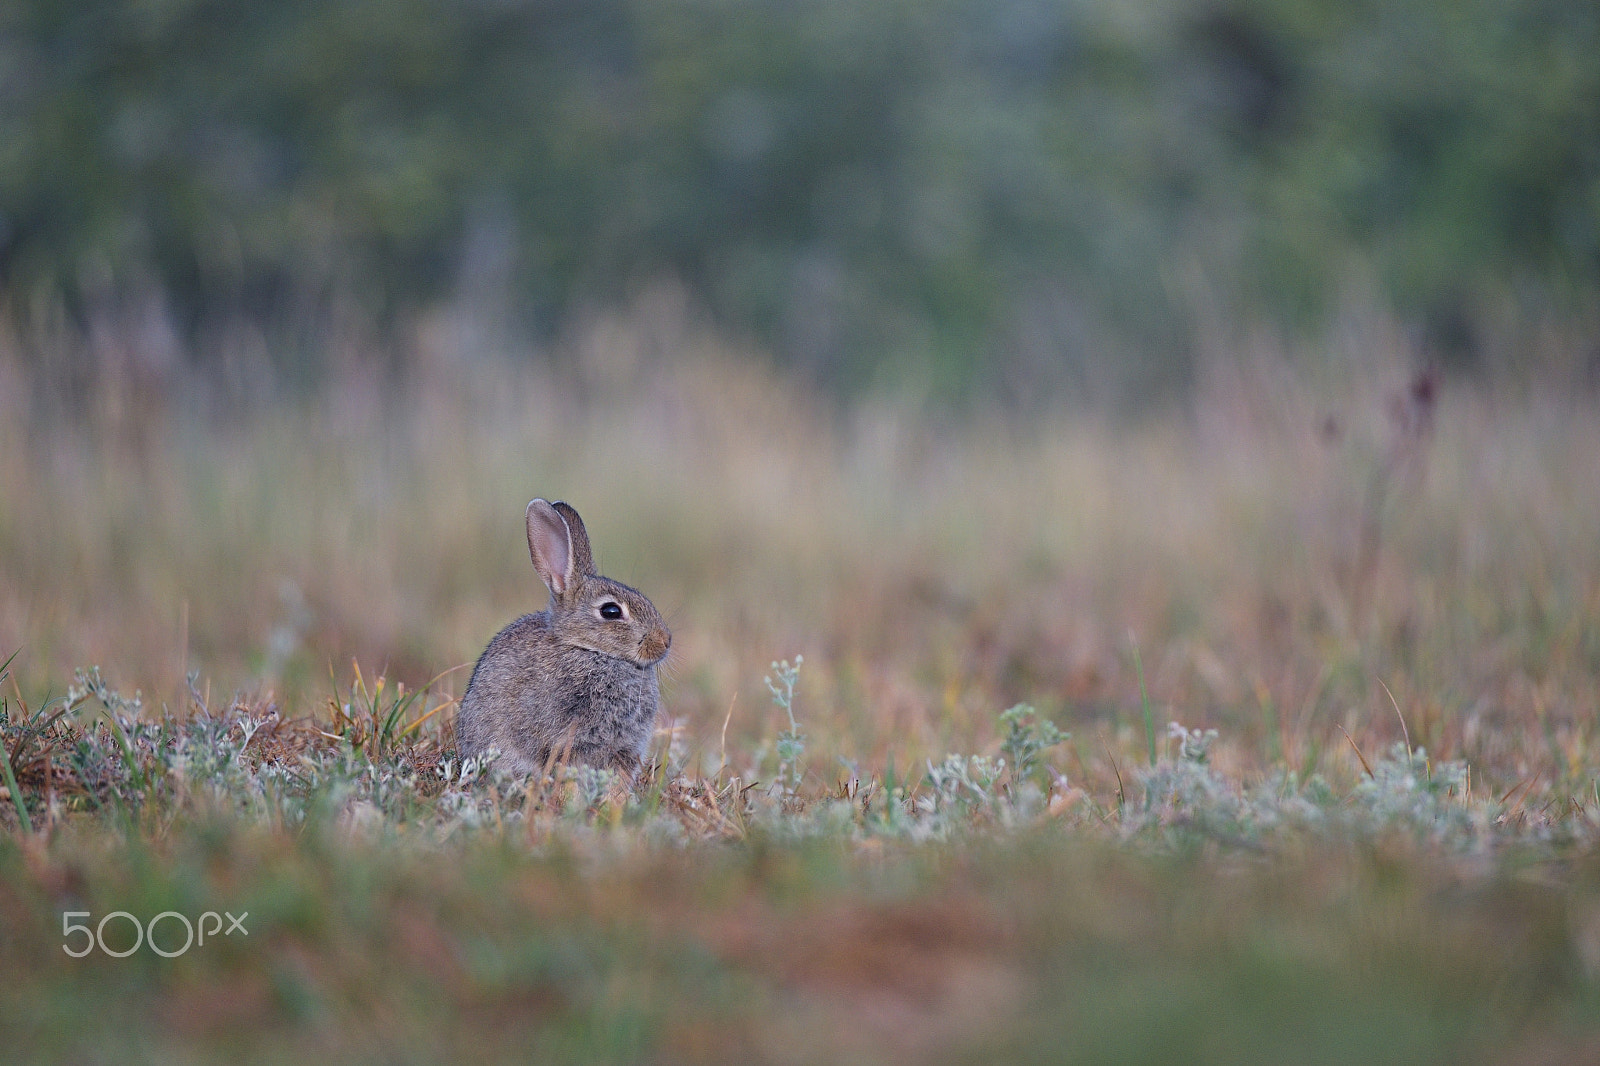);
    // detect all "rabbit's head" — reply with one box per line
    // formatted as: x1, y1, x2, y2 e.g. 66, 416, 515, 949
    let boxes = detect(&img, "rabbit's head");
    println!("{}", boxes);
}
525, 499, 672, 668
